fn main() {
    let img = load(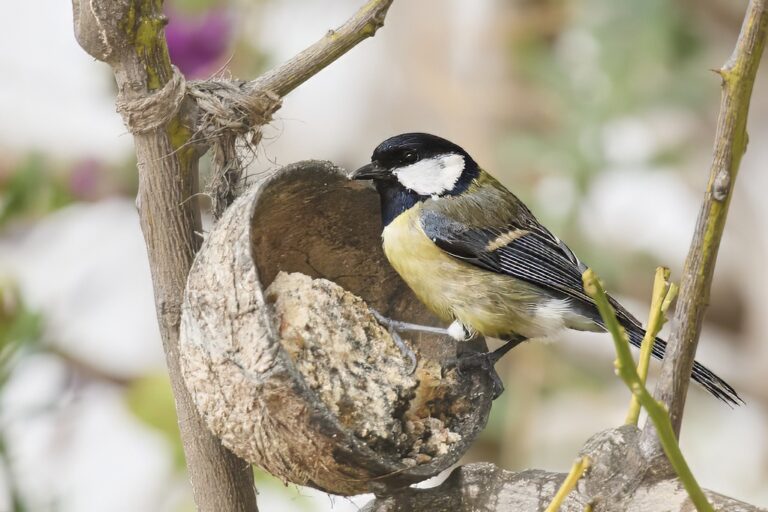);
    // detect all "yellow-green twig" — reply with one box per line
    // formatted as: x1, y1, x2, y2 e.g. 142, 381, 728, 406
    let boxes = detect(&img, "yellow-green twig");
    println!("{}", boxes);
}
646, 0, 768, 441
582, 269, 714, 512
625, 267, 678, 425
544, 456, 591, 512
